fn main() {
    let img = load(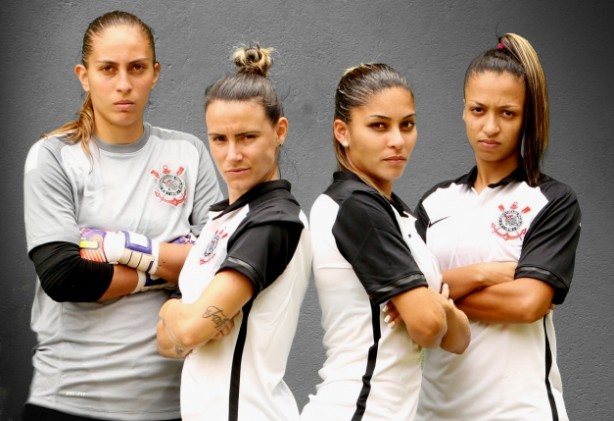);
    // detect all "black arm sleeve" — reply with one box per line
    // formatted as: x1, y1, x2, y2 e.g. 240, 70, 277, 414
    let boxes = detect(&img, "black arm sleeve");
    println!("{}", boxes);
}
29, 242, 114, 302
220, 221, 303, 295
333, 191, 427, 304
